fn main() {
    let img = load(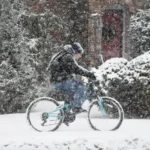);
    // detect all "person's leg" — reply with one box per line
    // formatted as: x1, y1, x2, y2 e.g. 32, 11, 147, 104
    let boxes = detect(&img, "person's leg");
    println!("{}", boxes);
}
52, 80, 74, 126
52, 79, 75, 104
70, 80, 87, 109
52, 79, 87, 111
